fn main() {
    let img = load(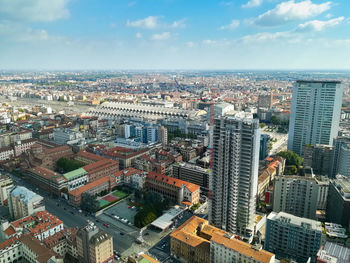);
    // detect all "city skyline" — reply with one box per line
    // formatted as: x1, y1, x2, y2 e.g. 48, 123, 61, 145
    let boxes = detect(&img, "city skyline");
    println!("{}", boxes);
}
0, 0, 350, 70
